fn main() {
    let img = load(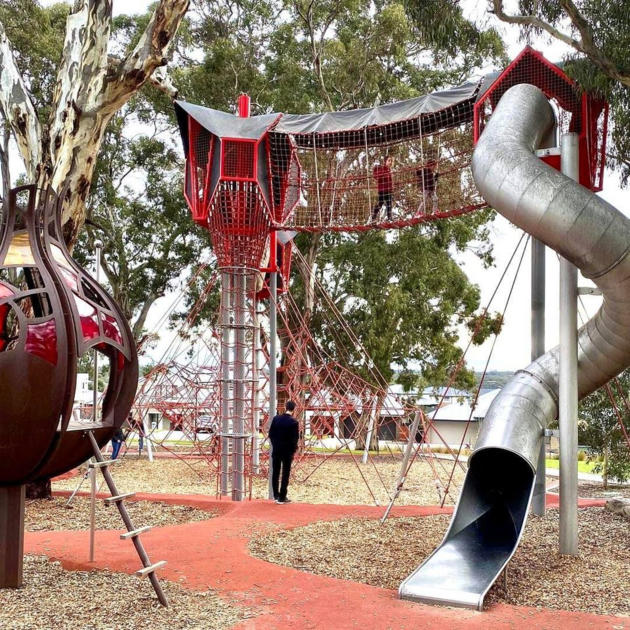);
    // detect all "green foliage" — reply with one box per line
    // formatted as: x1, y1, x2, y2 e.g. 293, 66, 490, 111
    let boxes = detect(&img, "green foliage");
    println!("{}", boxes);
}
73, 103, 207, 342
292, 218, 498, 390
578, 370, 630, 485
0, 0, 68, 118
174, 0, 507, 113
506, 0, 630, 185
